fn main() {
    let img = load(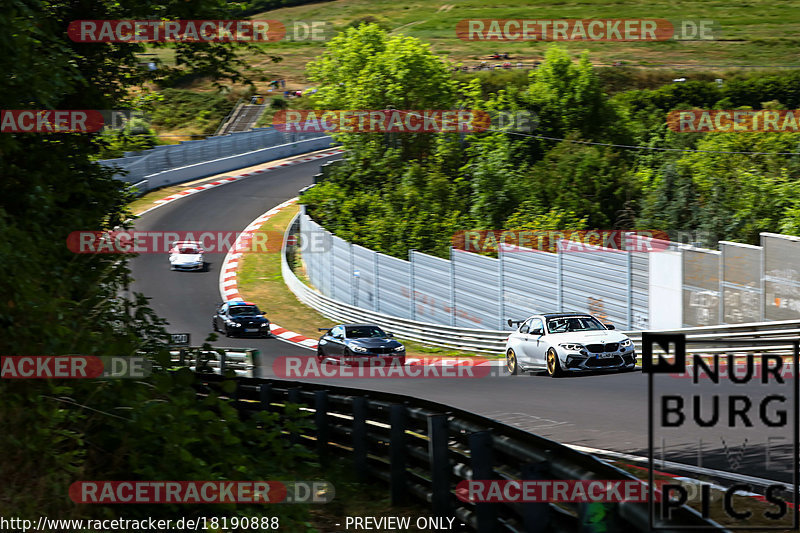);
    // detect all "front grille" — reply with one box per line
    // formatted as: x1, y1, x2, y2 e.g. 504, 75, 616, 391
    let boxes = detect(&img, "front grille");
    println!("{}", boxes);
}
585, 355, 623, 367
585, 343, 618, 353
369, 347, 394, 354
